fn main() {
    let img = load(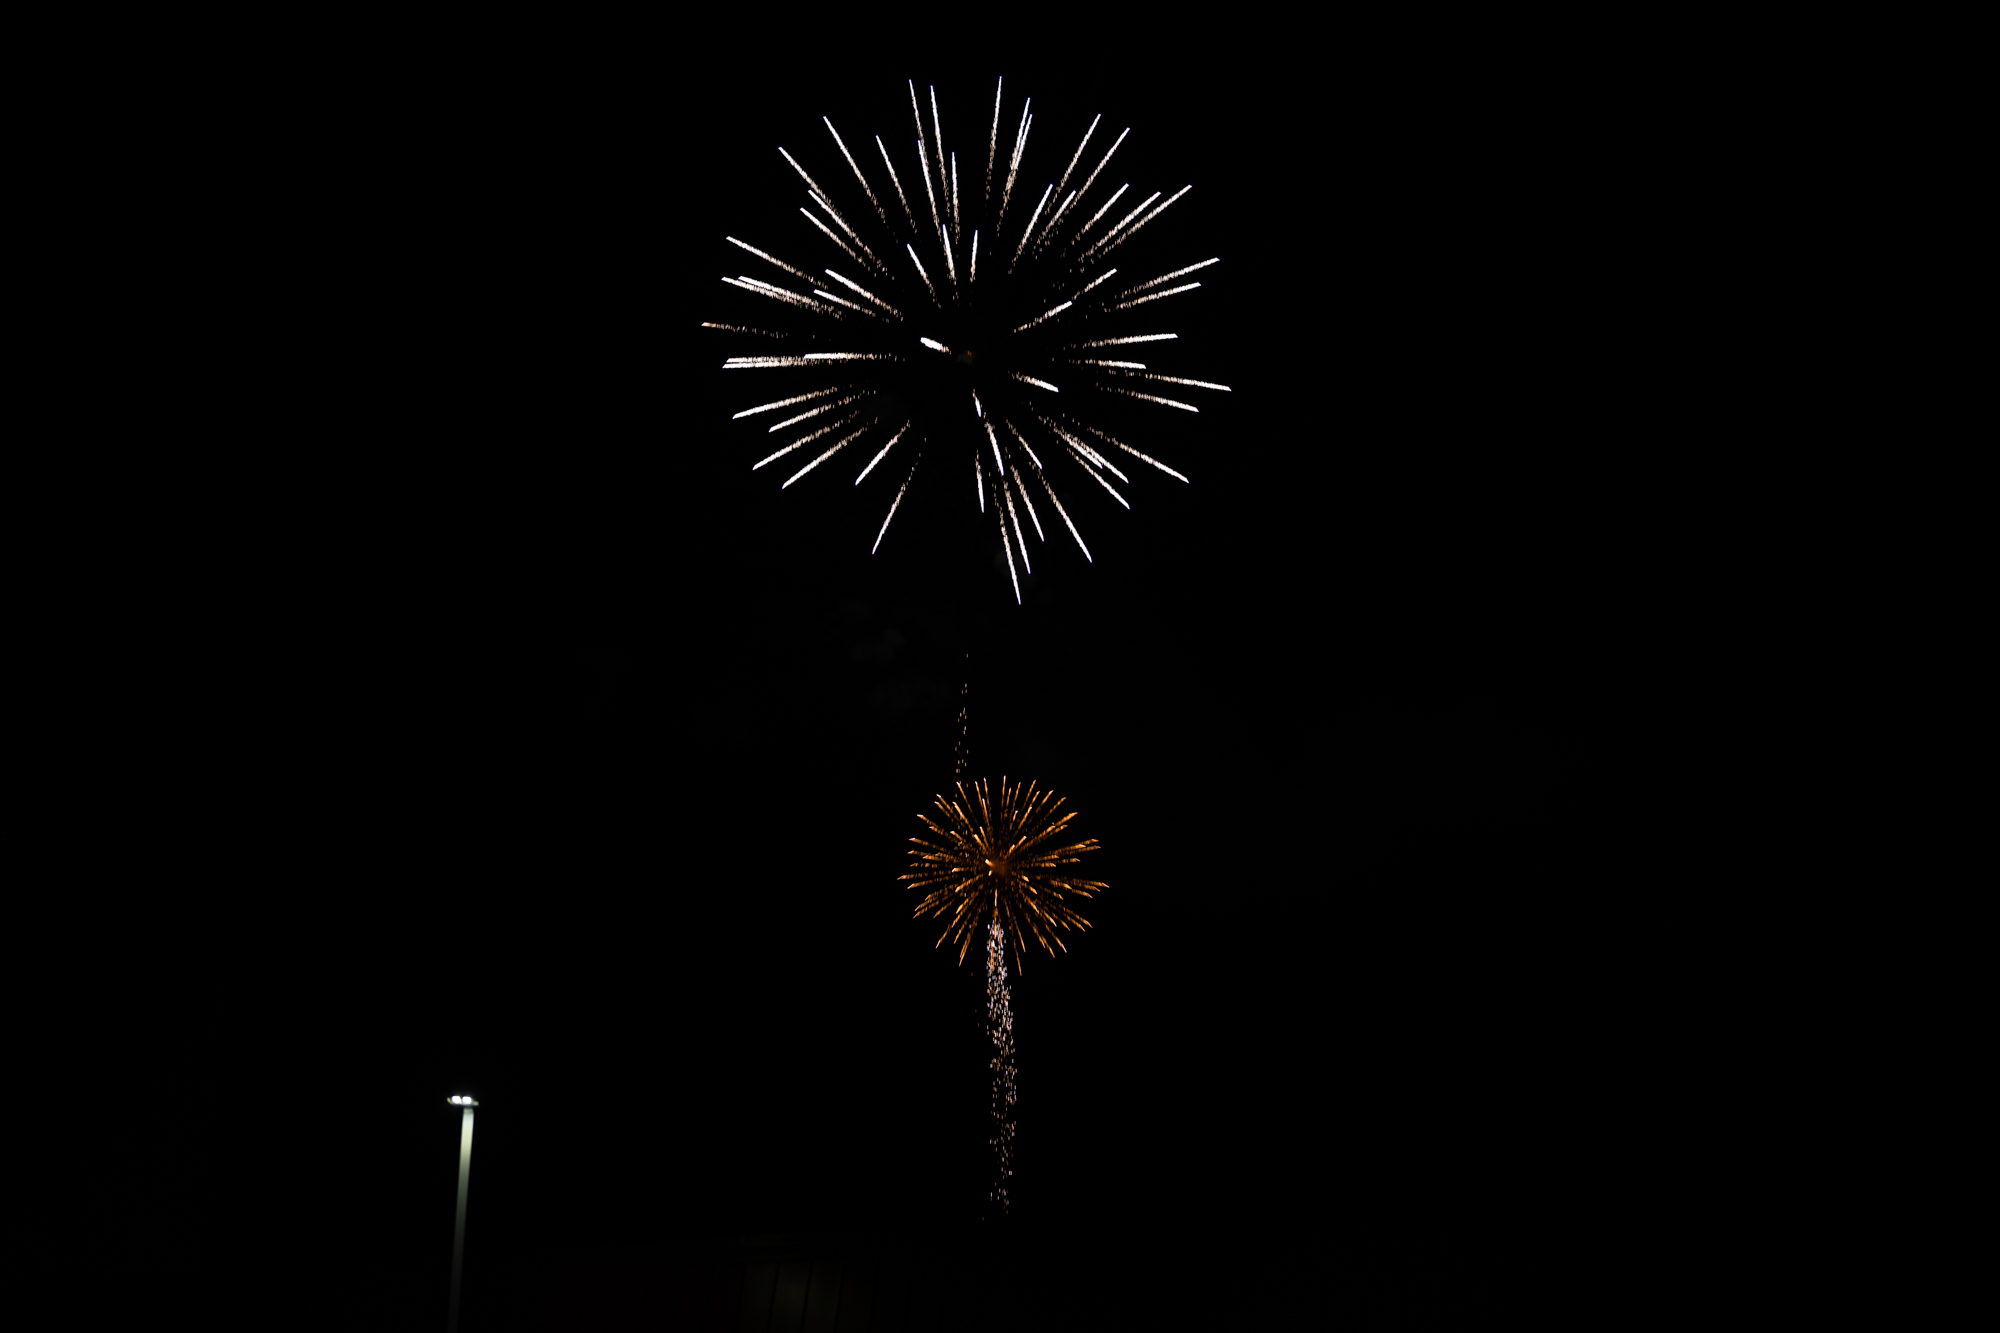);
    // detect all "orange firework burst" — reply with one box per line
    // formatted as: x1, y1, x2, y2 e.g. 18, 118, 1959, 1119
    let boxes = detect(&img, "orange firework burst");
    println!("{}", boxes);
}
904, 777, 1106, 968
